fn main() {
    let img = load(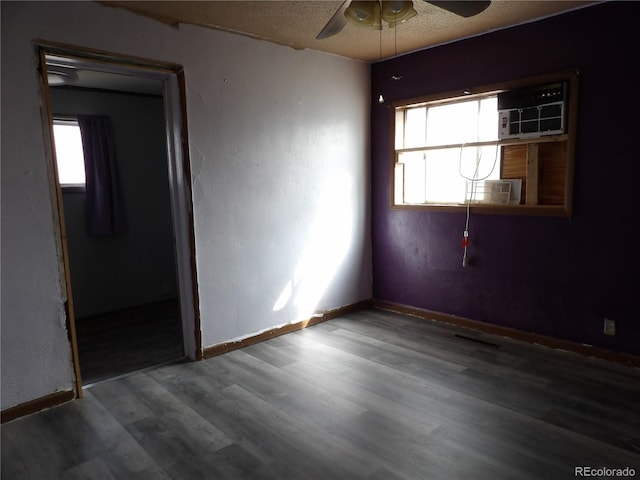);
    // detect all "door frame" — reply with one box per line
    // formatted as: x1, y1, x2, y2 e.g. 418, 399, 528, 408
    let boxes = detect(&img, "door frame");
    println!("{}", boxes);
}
37, 42, 202, 396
